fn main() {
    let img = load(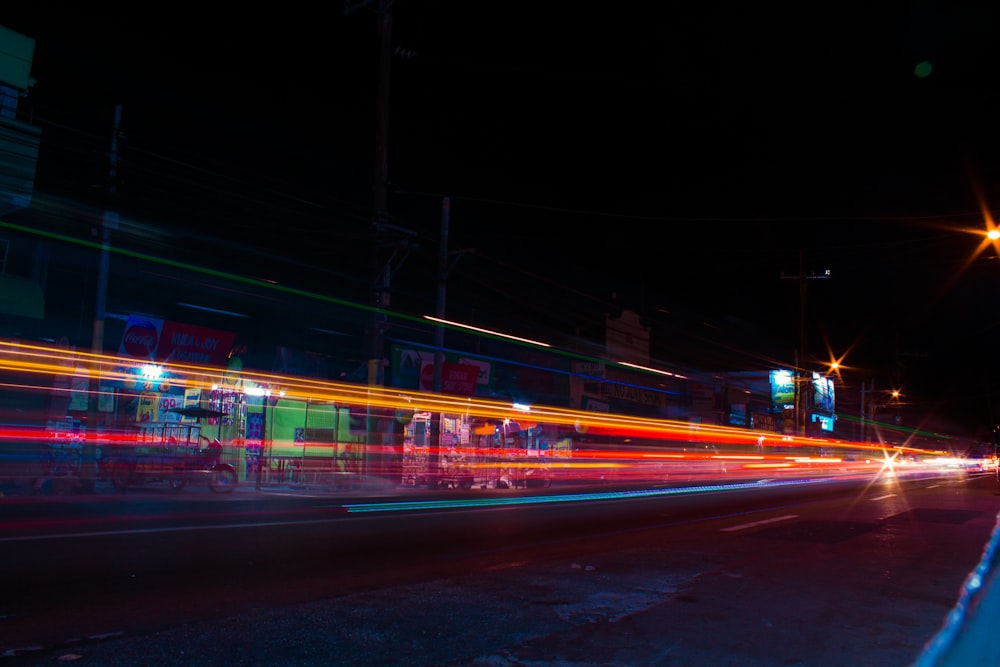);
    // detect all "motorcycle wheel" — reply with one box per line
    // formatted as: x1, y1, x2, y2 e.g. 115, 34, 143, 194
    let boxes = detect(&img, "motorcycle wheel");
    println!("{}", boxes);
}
208, 466, 237, 493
